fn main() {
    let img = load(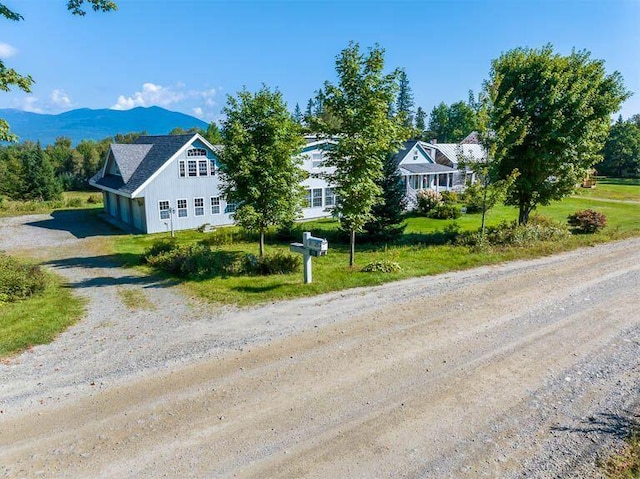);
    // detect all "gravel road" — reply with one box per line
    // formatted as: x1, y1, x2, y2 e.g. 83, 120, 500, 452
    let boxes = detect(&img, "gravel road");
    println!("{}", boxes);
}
0, 211, 639, 478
